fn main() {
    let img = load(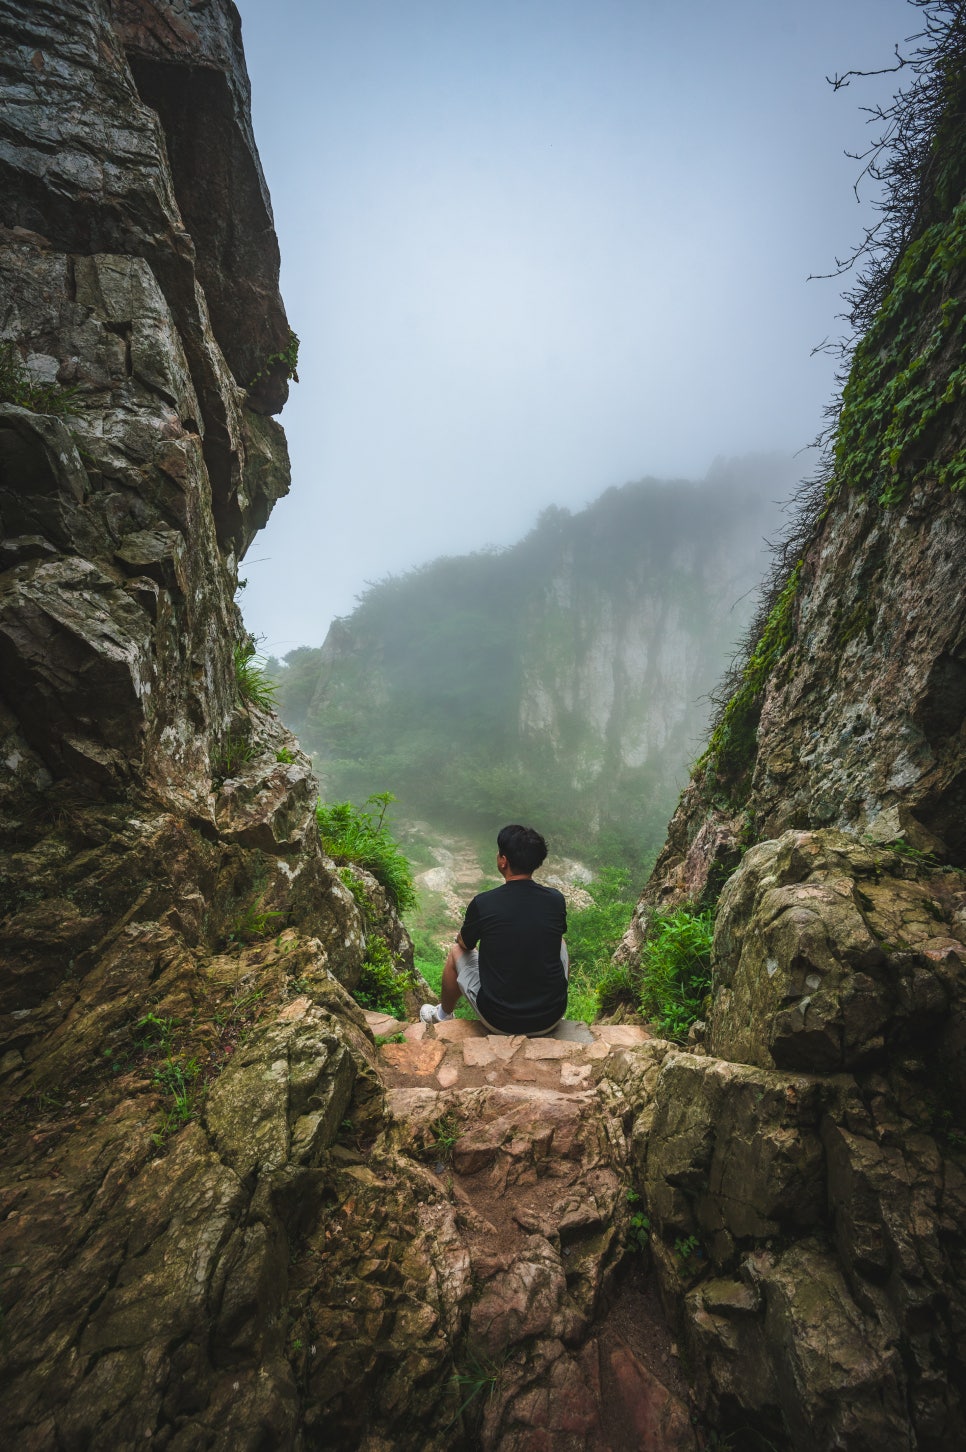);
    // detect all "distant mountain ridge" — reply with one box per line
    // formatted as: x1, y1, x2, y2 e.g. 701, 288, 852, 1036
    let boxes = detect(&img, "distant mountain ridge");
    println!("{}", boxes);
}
273, 455, 798, 869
